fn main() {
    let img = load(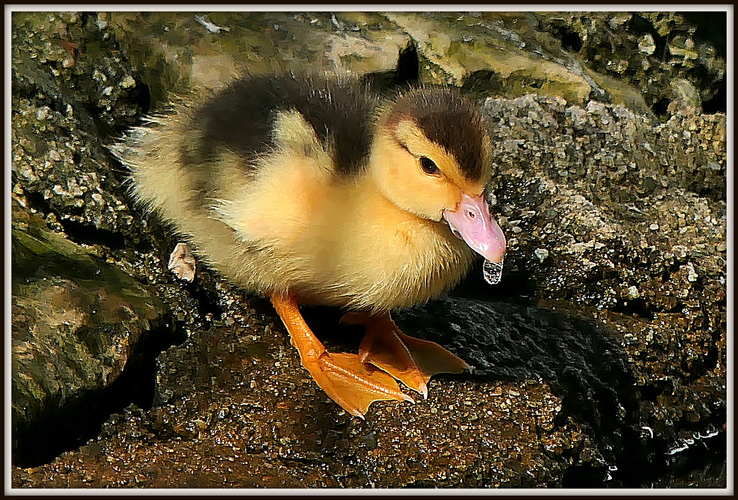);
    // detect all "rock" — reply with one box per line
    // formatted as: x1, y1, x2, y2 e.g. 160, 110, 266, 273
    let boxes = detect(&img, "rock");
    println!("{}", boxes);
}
537, 12, 726, 116
11, 199, 172, 466
9, 292, 581, 487
10, 12, 203, 468
476, 92, 725, 486
11, 12, 144, 235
